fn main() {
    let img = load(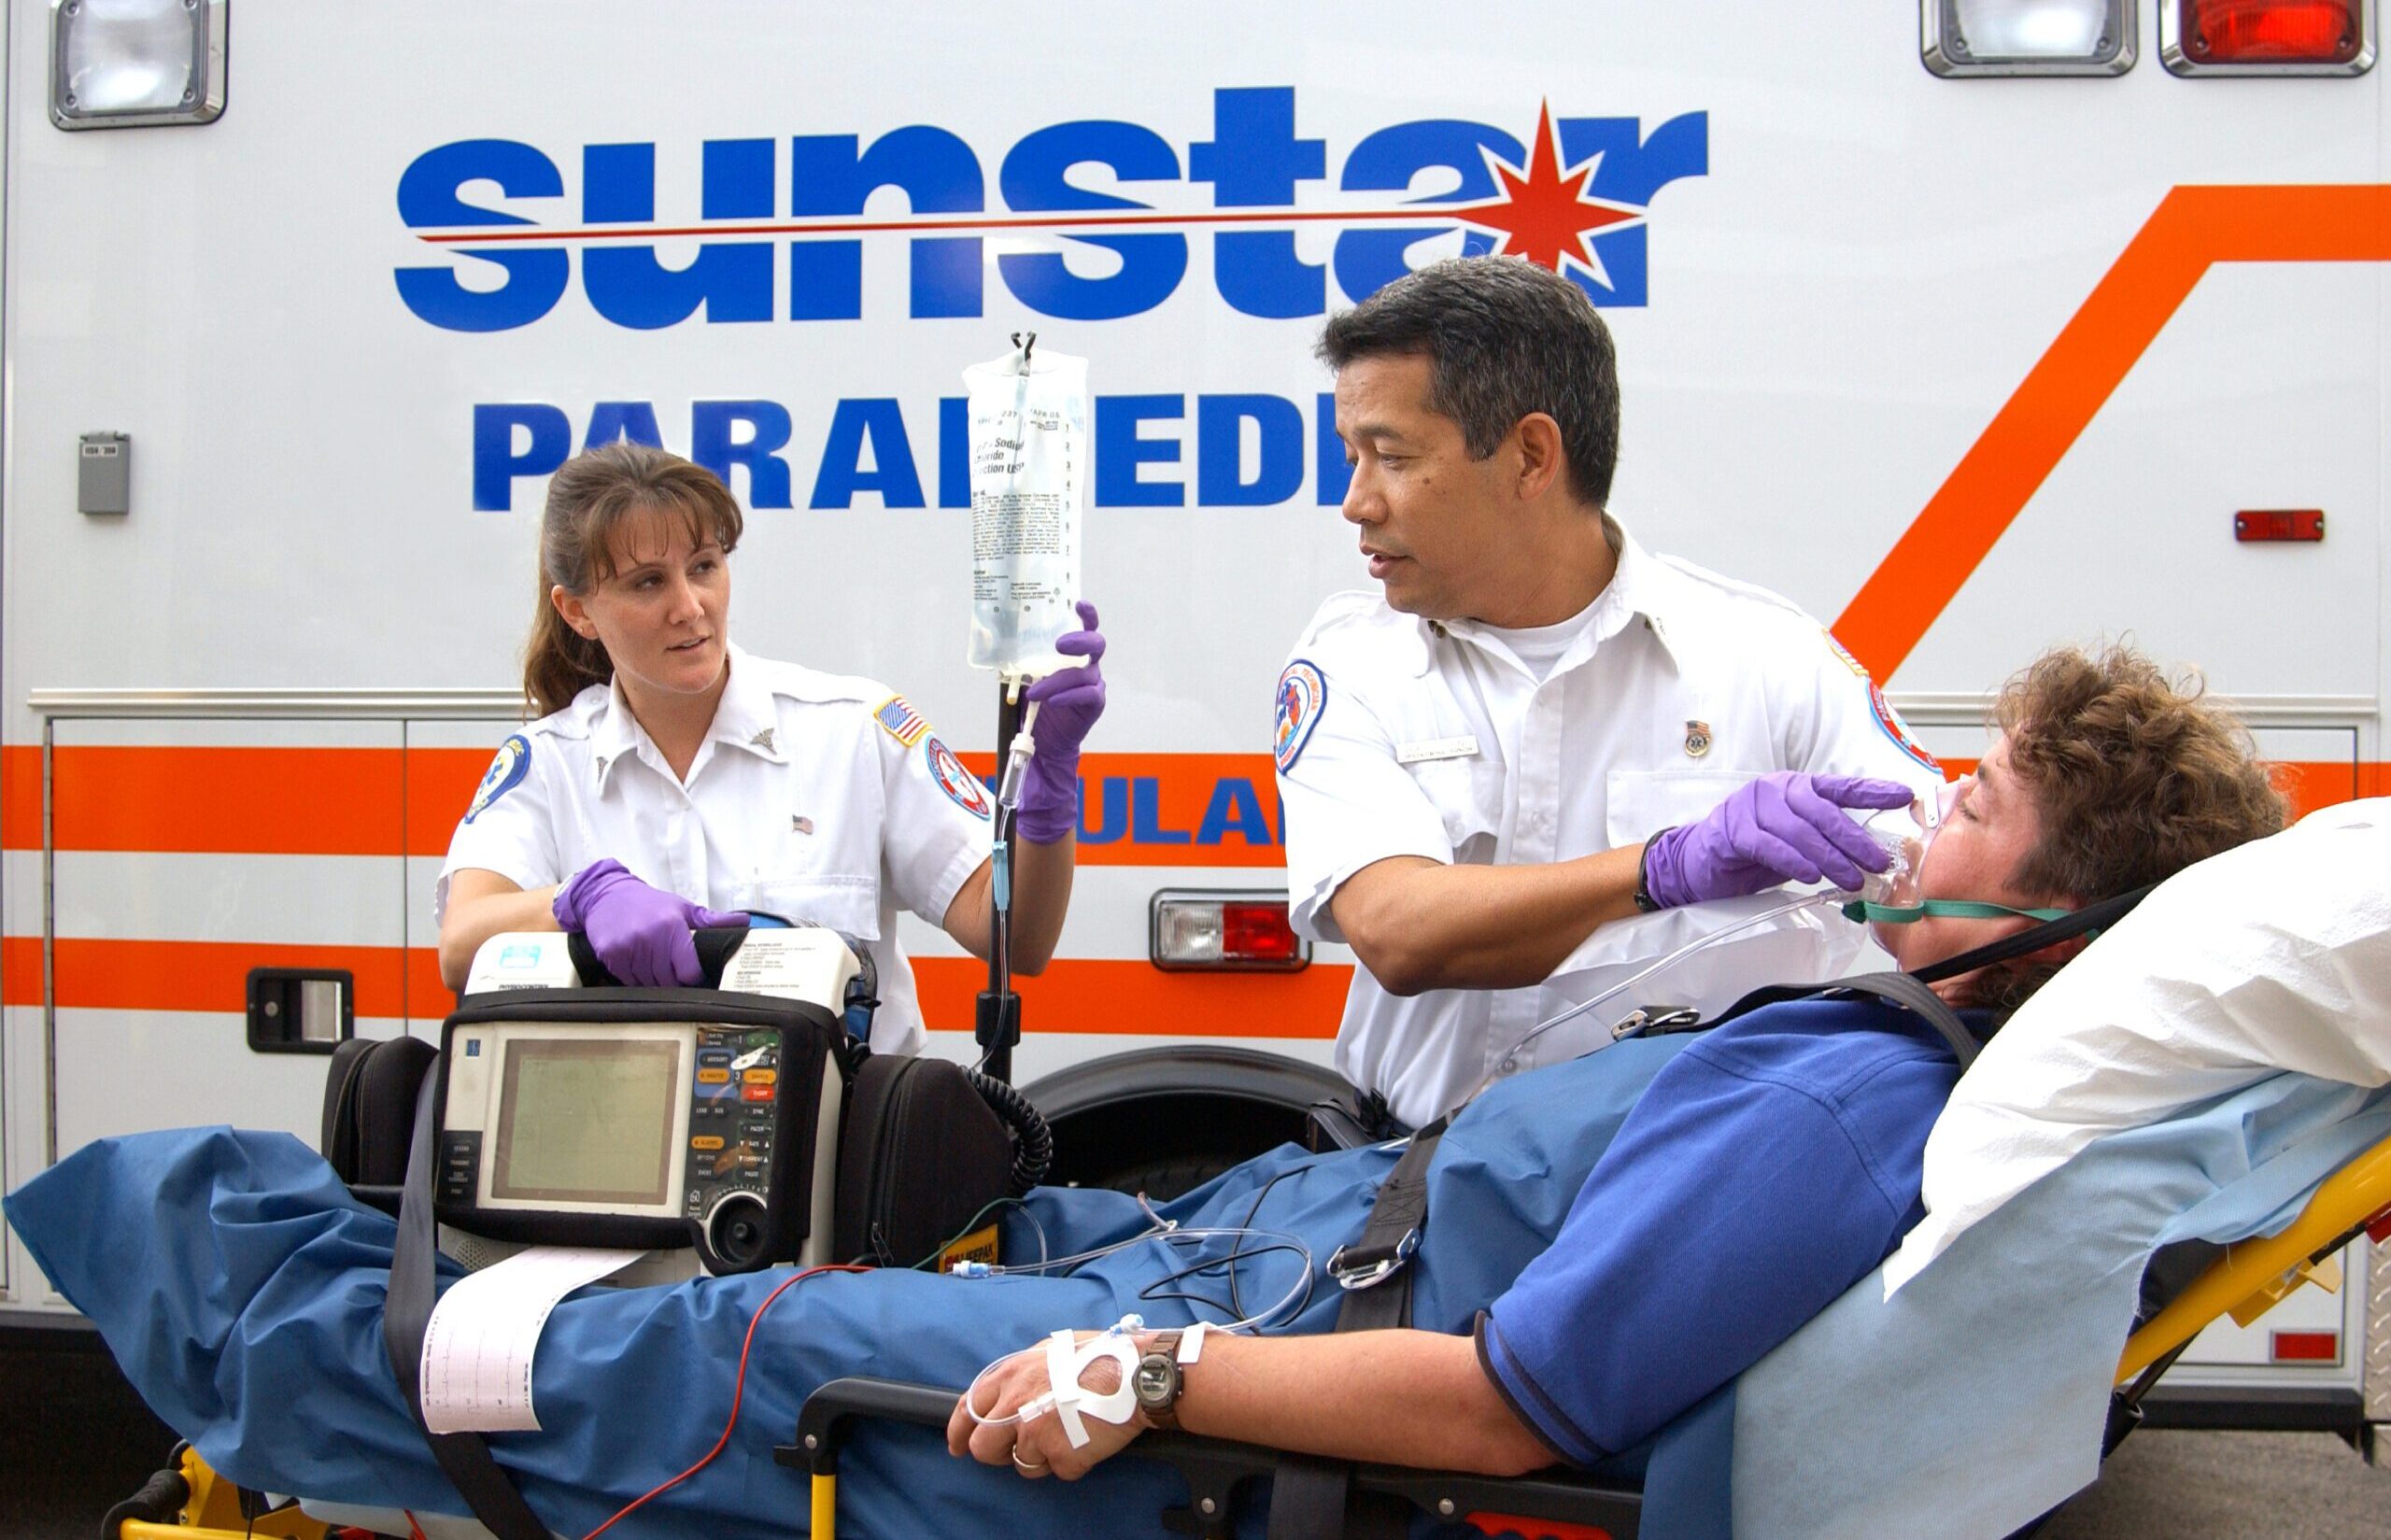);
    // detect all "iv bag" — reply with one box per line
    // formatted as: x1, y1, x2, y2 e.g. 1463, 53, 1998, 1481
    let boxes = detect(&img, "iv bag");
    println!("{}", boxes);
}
963, 343, 1088, 679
